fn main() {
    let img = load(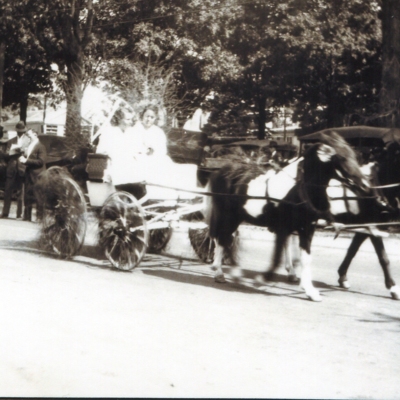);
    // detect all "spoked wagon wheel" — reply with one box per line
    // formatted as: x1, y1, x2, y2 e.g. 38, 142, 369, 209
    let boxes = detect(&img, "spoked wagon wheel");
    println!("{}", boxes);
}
40, 175, 88, 258
99, 191, 149, 270
145, 206, 172, 254
189, 226, 215, 263
189, 226, 239, 265
148, 224, 172, 254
